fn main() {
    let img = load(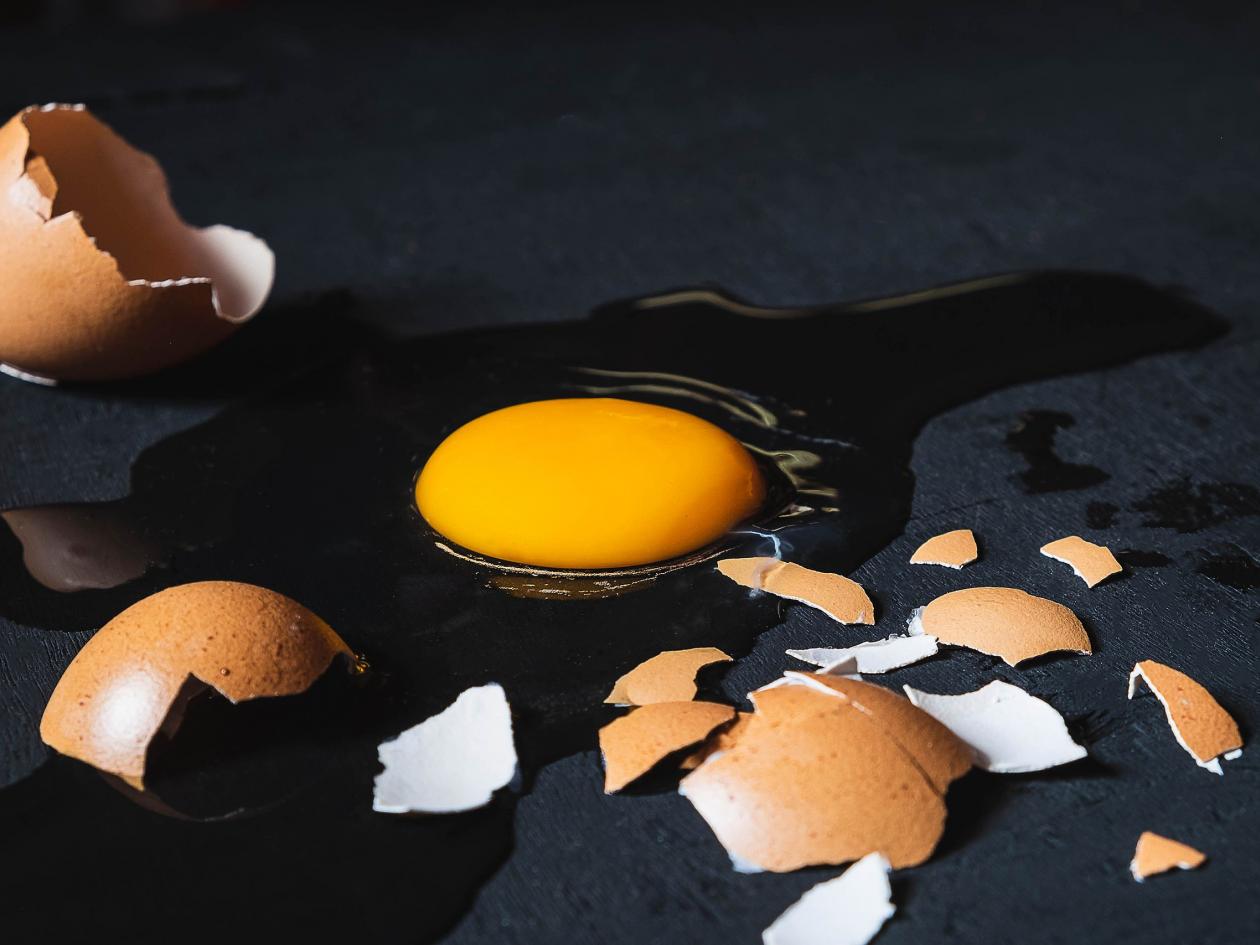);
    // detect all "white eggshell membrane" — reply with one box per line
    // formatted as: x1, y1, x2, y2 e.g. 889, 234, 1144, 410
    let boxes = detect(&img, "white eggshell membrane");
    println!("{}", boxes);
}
903, 680, 1087, 773
762, 852, 895, 945
373, 683, 517, 814
788, 635, 938, 675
